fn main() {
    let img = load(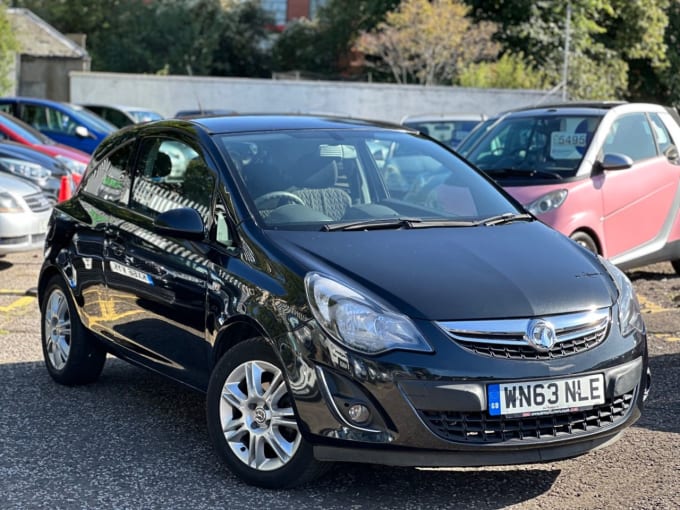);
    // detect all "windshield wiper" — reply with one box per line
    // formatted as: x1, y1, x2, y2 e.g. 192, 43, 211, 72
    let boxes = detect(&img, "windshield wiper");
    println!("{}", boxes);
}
323, 218, 421, 231
478, 212, 533, 226
323, 217, 481, 231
